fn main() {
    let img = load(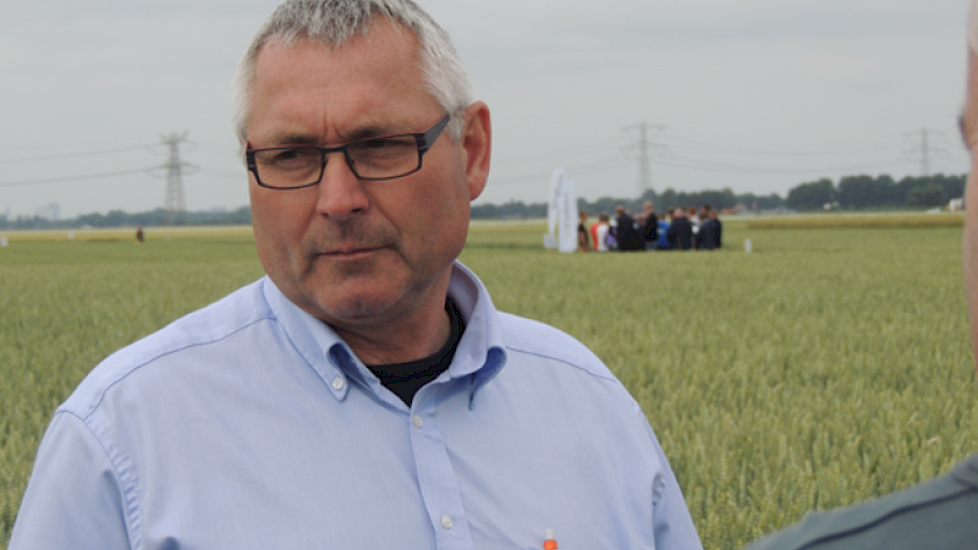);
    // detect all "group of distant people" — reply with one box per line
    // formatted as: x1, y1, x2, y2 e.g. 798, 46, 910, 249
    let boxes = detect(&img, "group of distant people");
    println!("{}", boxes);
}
577, 200, 723, 253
